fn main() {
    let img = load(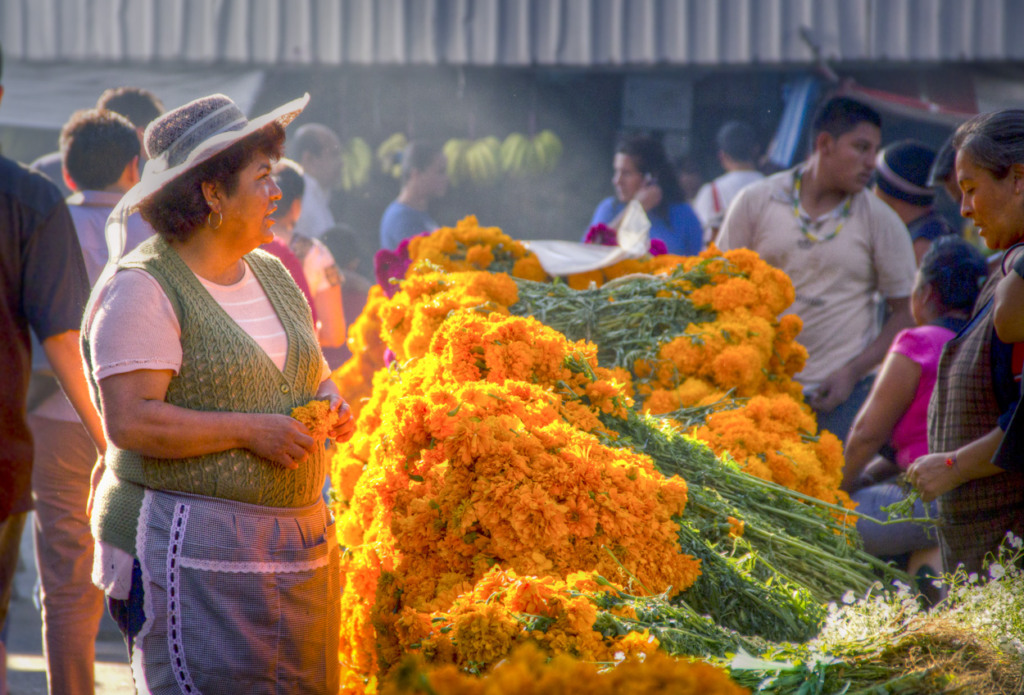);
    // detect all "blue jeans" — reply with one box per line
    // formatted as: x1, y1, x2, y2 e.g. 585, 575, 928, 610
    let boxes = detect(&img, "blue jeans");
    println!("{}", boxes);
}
852, 479, 939, 557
